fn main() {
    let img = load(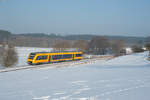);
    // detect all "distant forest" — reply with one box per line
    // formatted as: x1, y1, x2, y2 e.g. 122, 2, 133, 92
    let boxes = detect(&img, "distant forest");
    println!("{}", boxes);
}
0, 29, 149, 48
